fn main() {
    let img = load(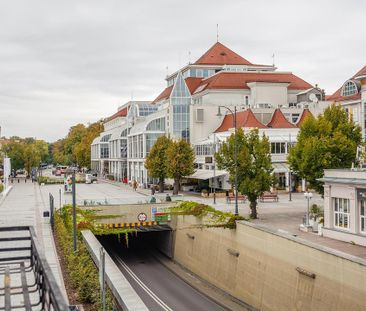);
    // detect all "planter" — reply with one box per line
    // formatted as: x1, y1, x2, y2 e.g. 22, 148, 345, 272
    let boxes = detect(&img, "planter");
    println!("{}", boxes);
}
312, 220, 319, 233
201, 192, 209, 198
318, 223, 323, 236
